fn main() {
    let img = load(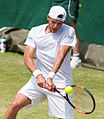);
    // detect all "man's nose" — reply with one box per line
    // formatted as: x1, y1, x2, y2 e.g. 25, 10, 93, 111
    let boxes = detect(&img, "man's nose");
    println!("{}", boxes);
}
53, 23, 58, 28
